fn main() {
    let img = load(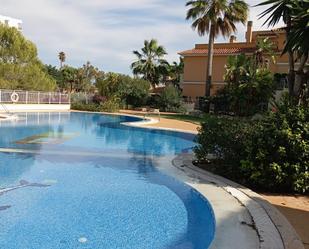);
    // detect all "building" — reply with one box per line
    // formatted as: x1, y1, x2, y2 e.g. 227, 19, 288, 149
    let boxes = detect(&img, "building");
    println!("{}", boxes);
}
179, 21, 289, 101
0, 14, 22, 31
